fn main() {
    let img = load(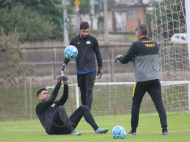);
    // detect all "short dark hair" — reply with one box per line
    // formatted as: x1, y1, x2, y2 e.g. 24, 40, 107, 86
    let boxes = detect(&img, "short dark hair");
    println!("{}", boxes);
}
80, 21, 89, 30
37, 88, 47, 98
135, 24, 147, 36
